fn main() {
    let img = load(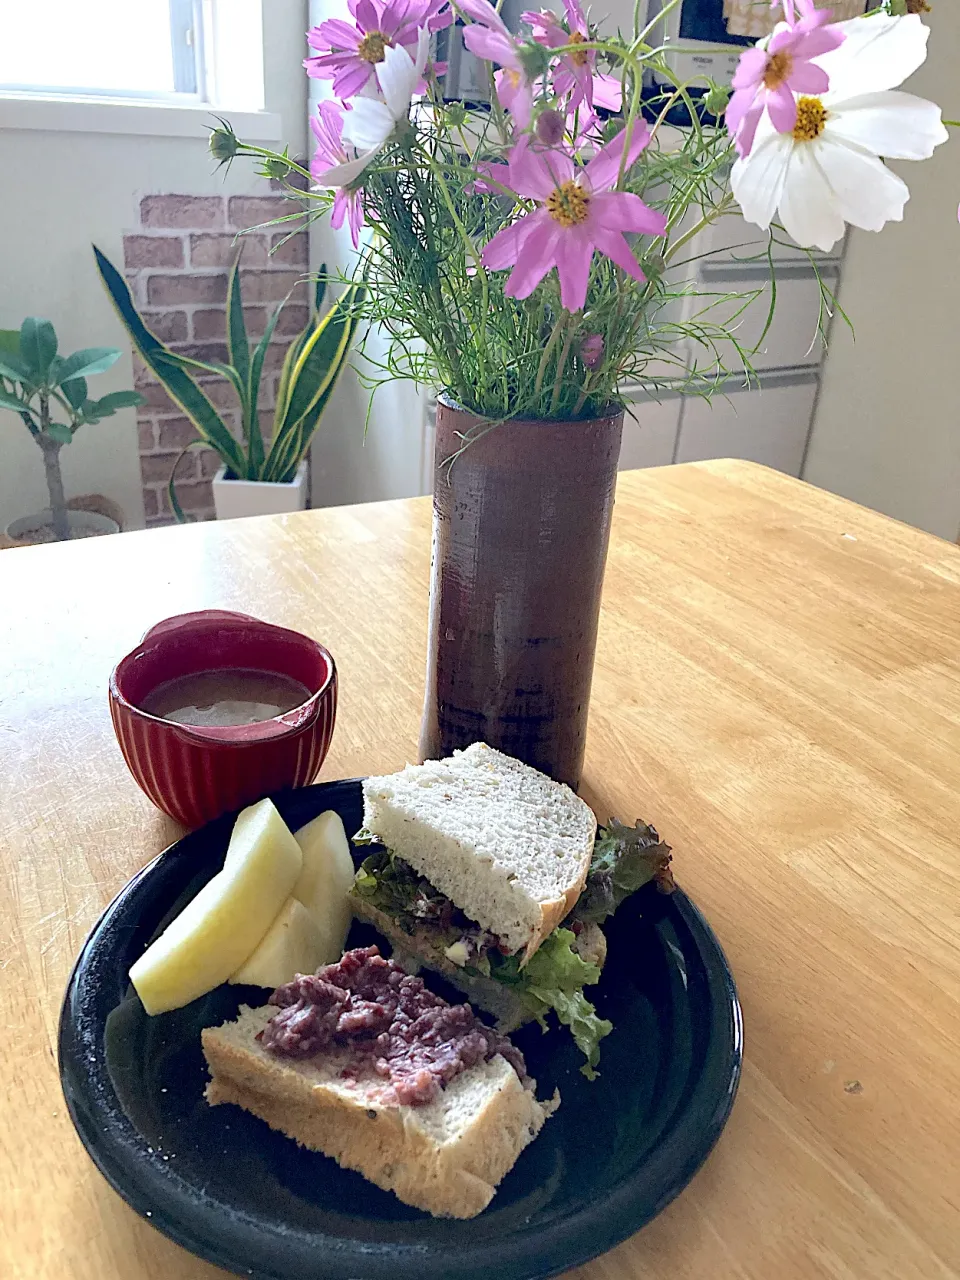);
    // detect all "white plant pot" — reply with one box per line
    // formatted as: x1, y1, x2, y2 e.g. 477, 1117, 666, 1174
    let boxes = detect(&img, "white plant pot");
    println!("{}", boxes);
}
5, 508, 120, 544
211, 461, 309, 521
